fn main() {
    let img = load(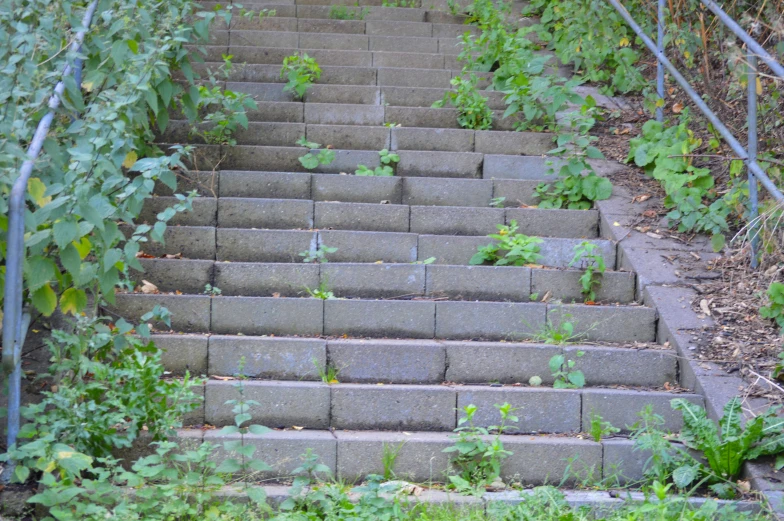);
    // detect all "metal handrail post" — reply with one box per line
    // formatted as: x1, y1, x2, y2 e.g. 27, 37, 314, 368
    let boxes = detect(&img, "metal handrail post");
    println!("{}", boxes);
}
655, 0, 665, 122
1, 0, 100, 484
747, 53, 759, 268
